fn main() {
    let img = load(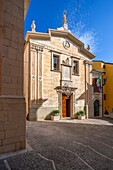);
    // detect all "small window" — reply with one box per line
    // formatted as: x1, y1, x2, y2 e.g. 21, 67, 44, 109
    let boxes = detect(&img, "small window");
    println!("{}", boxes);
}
53, 55, 60, 71
72, 60, 79, 75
